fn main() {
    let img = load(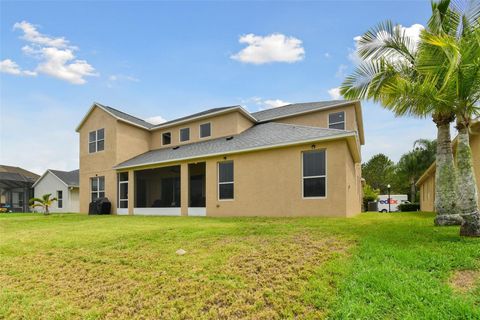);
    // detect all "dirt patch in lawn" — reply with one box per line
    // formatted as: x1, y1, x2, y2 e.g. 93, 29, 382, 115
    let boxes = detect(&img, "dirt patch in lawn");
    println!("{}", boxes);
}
449, 269, 480, 293
0, 232, 351, 319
